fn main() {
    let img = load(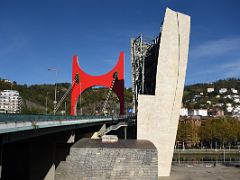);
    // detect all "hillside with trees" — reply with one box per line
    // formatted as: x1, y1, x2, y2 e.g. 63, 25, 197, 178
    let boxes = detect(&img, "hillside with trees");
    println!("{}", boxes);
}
0, 78, 132, 115
2, 77, 240, 116
183, 78, 240, 114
